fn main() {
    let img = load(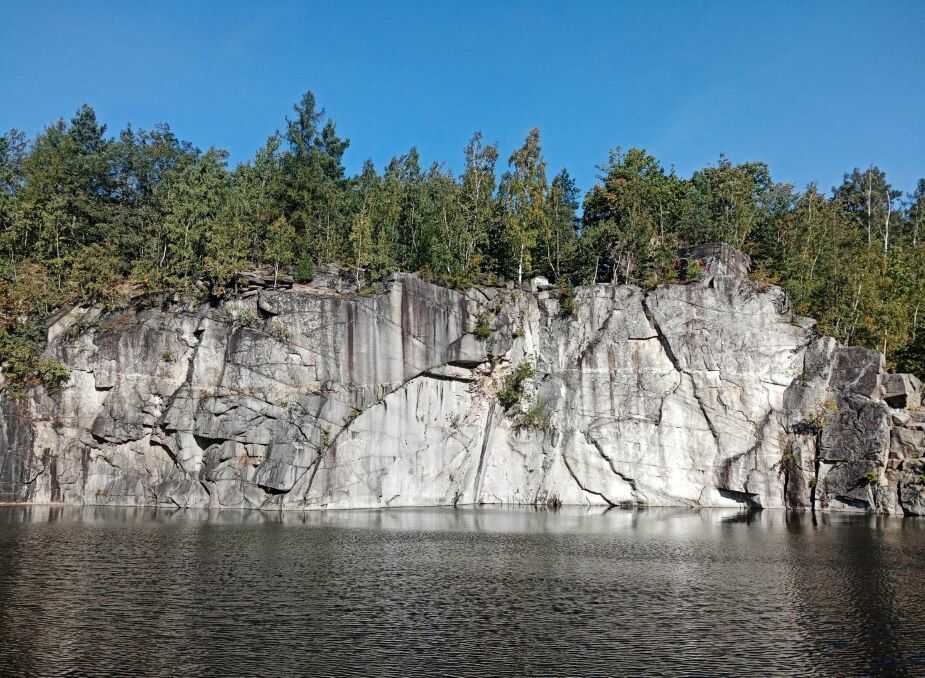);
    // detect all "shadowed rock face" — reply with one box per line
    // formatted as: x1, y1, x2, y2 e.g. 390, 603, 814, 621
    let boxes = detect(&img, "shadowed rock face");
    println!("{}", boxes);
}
2, 247, 923, 513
